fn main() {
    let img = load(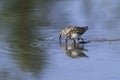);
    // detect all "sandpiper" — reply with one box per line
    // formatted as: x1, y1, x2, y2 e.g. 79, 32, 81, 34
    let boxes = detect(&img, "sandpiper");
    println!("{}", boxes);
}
59, 26, 88, 44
